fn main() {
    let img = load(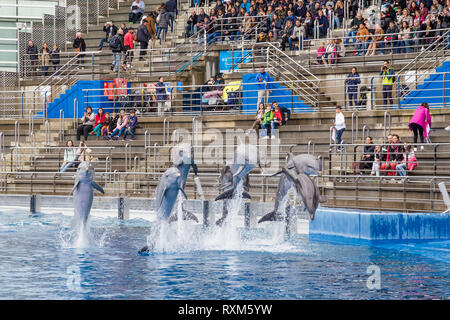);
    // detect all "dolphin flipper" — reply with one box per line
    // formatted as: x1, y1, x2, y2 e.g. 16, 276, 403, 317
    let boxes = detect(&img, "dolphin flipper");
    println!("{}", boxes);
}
178, 187, 188, 200
70, 180, 80, 196
91, 181, 105, 194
